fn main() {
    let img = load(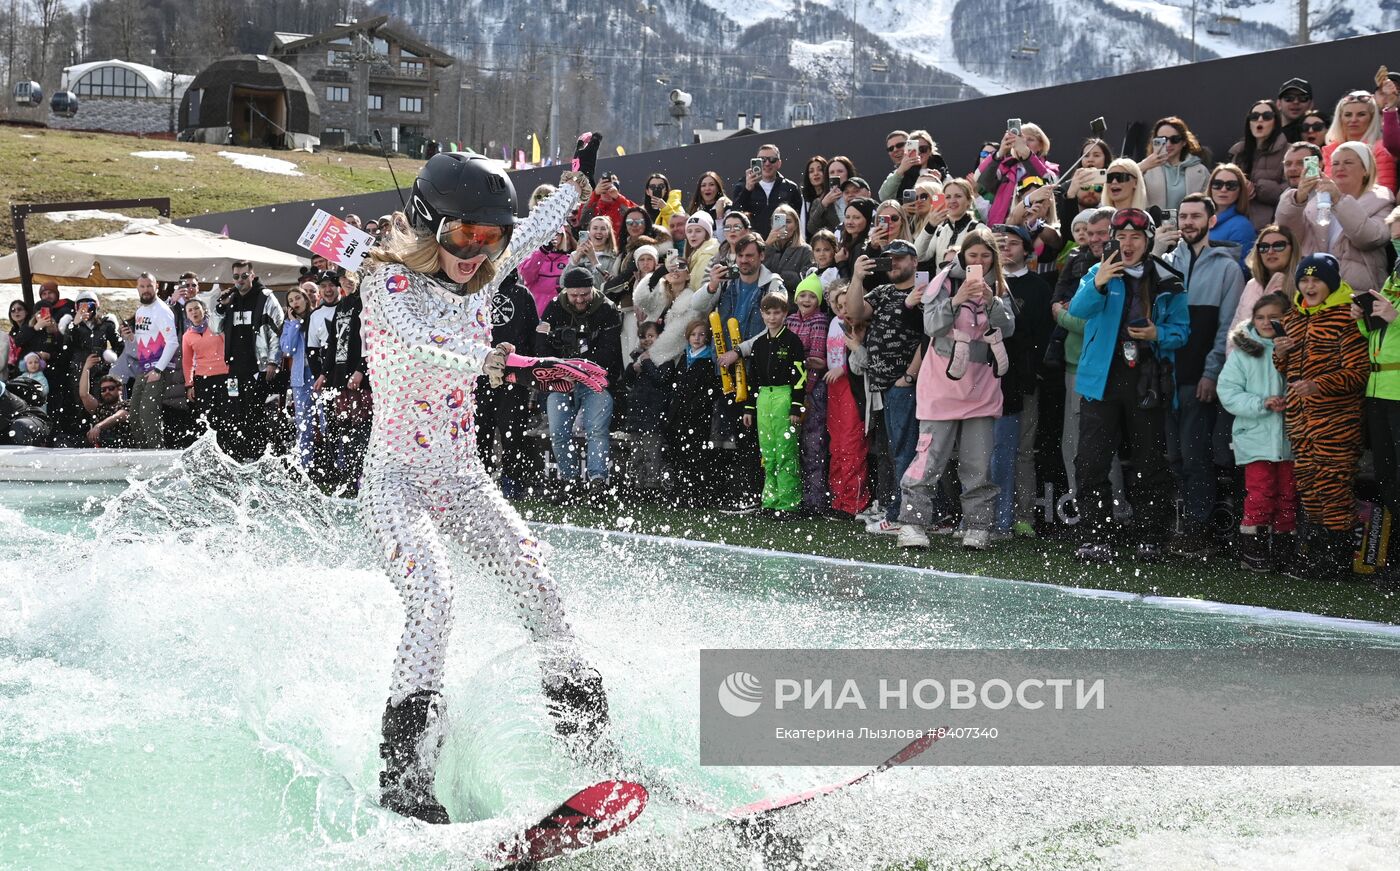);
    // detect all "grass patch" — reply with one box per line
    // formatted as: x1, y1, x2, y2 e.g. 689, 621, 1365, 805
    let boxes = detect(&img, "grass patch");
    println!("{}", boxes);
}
0, 126, 417, 252
517, 500, 1400, 626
